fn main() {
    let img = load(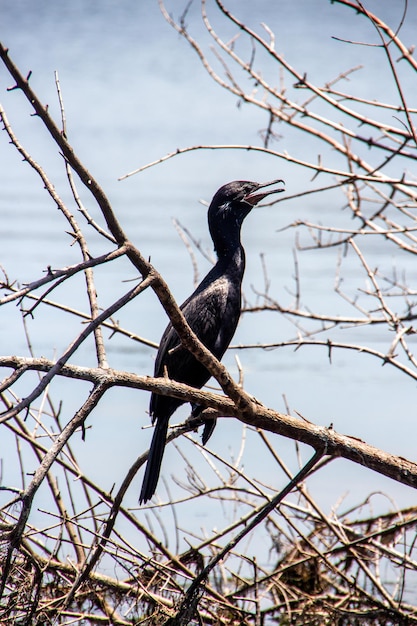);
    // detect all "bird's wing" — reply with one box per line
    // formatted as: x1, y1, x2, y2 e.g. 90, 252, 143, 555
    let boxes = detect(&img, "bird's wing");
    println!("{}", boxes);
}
154, 275, 240, 379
